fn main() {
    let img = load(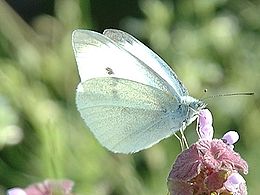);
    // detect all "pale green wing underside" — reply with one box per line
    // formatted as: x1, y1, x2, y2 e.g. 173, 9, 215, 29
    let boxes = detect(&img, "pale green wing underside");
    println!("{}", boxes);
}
76, 77, 184, 153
